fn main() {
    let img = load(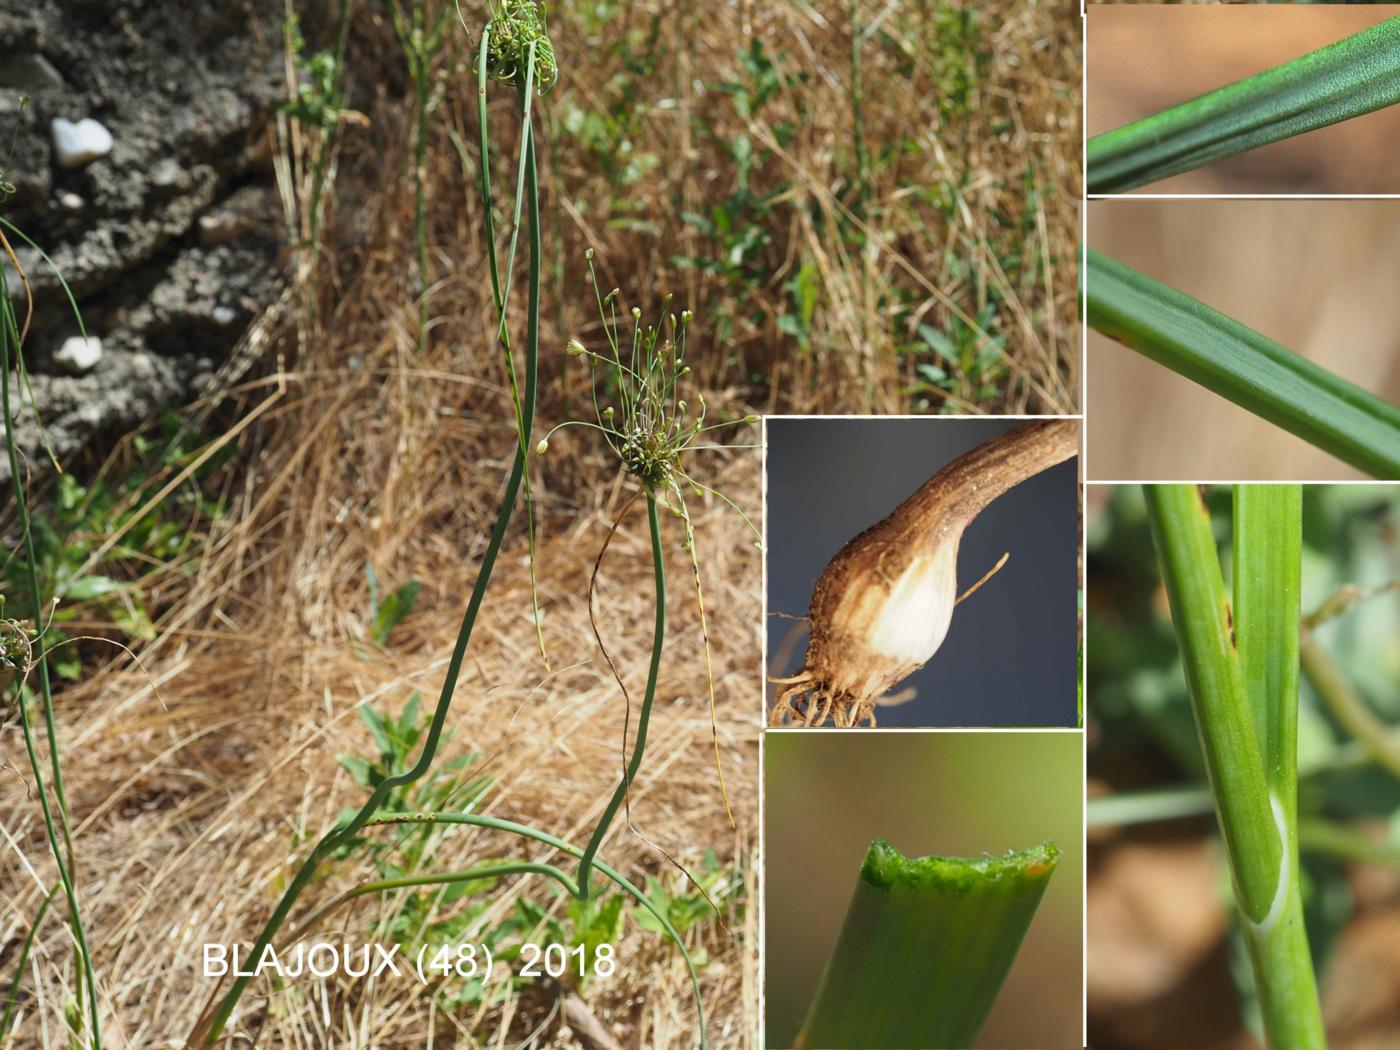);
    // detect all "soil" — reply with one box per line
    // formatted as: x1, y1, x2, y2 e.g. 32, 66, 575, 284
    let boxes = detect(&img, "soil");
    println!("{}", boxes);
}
0, 0, 288, 480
